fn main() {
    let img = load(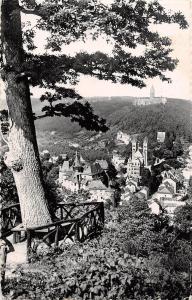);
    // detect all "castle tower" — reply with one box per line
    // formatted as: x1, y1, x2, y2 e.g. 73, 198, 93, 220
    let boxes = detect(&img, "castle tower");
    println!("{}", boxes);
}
132, 137, 137, 159
150, 85, 155, 101
143, 137, 148, 166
